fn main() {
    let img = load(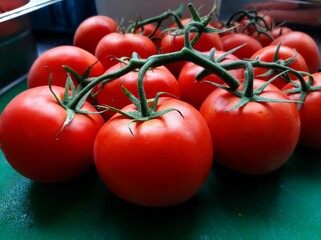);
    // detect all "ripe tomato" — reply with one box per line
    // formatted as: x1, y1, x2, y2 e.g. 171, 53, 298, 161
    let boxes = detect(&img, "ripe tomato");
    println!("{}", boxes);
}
199, 79, 300, 175
270, 31, 321, 73
135, 23, 164, 48
160, 18, 223, 77
27, 46, 105, 89
94, 97, 213, 207
250, 45, 309, 89
73, 15, 118, 55
96, 63, 181, 120
0, 86, 105, 183
95, 32, 158, 70
250, 26, 292, 47
282, 72, 321, 149
221, 33, 262, 59
178, 50, 243, 109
